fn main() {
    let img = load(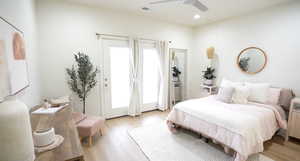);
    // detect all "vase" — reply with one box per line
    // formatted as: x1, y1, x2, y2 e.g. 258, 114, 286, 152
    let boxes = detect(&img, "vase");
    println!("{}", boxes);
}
173, 76, 179, 82
0, 98, 35, 161
204, 79, 213, 86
